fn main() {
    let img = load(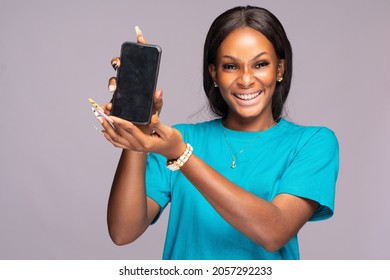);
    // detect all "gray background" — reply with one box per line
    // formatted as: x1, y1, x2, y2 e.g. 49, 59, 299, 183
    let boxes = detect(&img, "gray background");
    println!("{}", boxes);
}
1, 0, 389, 259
